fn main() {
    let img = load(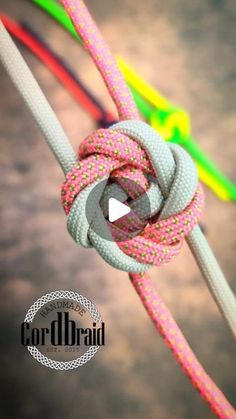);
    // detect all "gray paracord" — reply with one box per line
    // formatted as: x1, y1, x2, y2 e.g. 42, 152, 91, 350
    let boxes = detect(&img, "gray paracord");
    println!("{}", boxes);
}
0, 22, 235, 338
